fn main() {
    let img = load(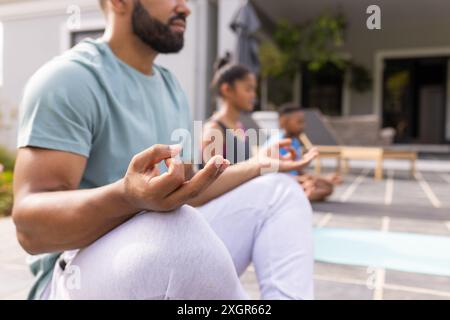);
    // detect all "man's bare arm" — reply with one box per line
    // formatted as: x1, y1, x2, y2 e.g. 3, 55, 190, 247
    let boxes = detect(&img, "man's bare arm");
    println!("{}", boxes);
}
13, 145, 228, 255
12, 148, 133, 254
186, 160, 261, 207
187, 139, 319, 207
